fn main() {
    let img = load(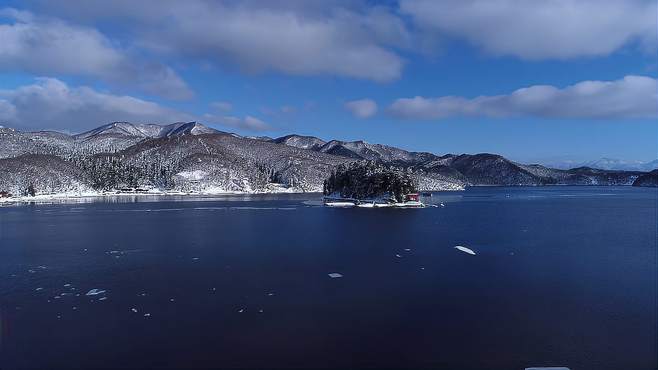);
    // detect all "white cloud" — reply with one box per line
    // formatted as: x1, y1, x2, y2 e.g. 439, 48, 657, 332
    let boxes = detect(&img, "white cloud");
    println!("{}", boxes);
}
32, 1, 408, 82
0, 8, 192, 100
210, 101, 233, 112
388, 75, 658, 120
345, 99, 378, 118
400, 0, 657, 59
0, 78, 273, 133
0, 78, 194, 132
